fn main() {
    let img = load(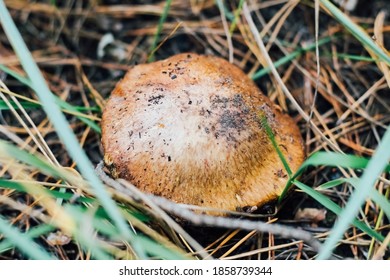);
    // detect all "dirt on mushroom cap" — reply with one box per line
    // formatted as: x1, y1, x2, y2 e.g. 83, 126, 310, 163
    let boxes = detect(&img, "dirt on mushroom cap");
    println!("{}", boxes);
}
101, 53, 305, 214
